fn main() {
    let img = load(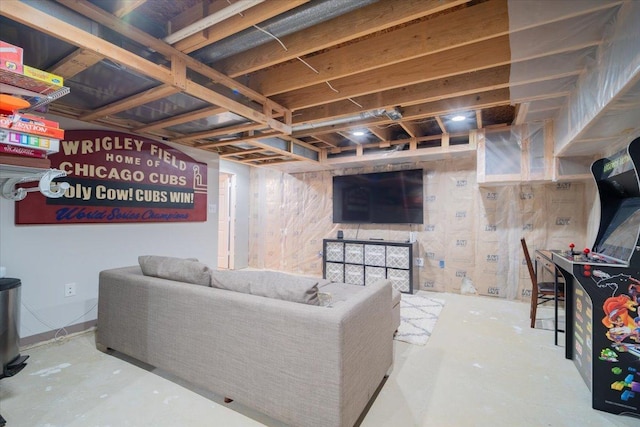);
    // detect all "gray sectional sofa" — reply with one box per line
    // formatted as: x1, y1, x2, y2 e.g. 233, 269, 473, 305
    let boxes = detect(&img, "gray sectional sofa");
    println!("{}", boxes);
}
96, 257, 400, 427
